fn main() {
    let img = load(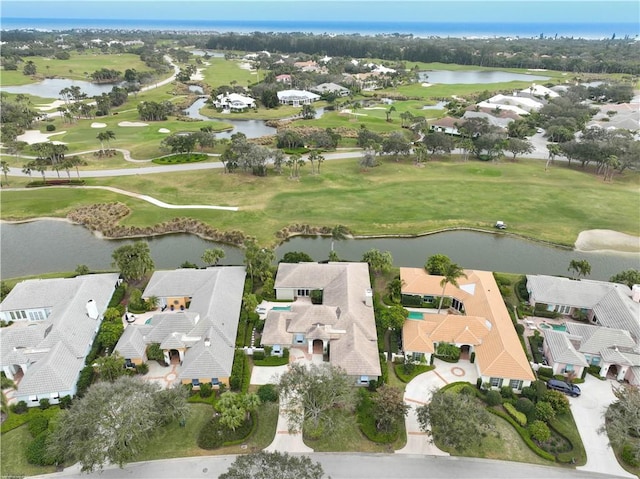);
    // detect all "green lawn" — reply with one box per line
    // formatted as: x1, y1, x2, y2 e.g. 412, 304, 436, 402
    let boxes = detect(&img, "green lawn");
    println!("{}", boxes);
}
1, 53, 153, 88
0, 425, 57, 477
2, 158, 638, 247
201, 57, 257, 89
